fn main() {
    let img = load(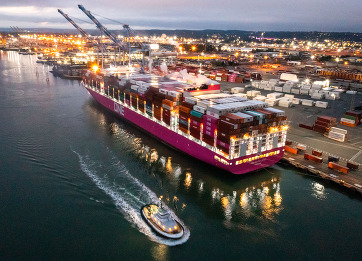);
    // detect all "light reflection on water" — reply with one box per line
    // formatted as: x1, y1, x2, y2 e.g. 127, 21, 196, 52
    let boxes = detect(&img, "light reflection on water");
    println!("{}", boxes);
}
86, 99, 285, 230
312, 182, 327, 200
104, 115, 285, 225
151, 244, 169, 261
